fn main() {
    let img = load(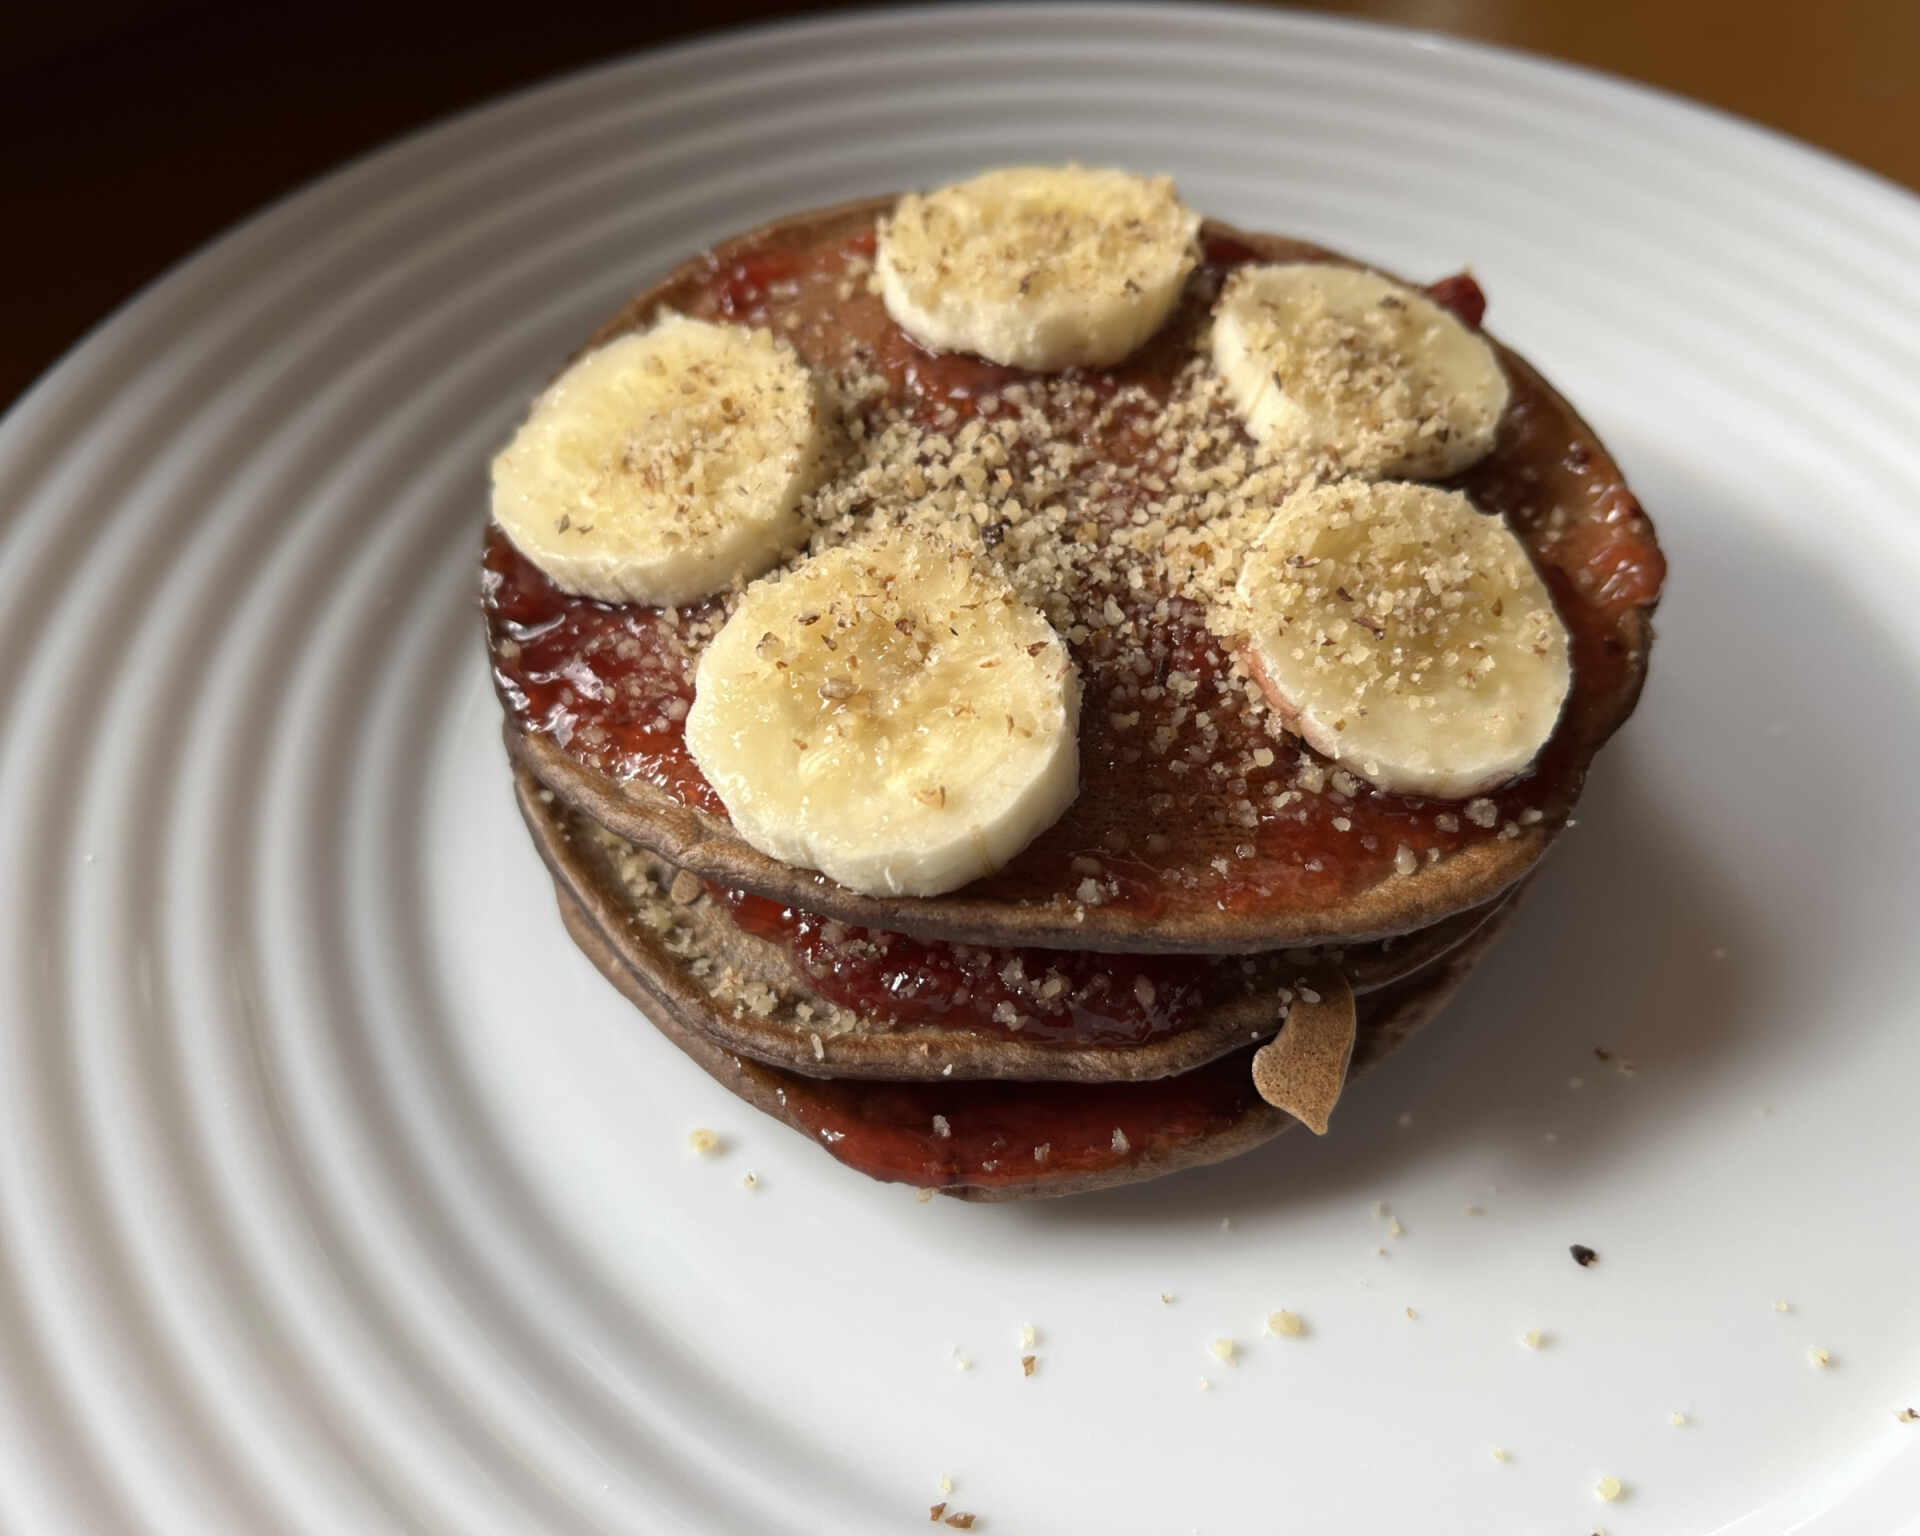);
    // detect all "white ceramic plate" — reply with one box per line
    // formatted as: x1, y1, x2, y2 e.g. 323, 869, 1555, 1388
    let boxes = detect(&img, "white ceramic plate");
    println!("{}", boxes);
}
4, 7, 1919, 1532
